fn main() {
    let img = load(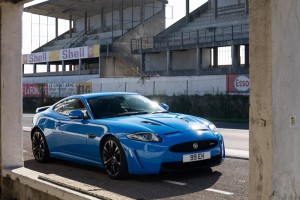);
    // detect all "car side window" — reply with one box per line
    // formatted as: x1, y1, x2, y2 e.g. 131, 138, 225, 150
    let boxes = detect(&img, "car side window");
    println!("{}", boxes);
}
53, 99, 88, 117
